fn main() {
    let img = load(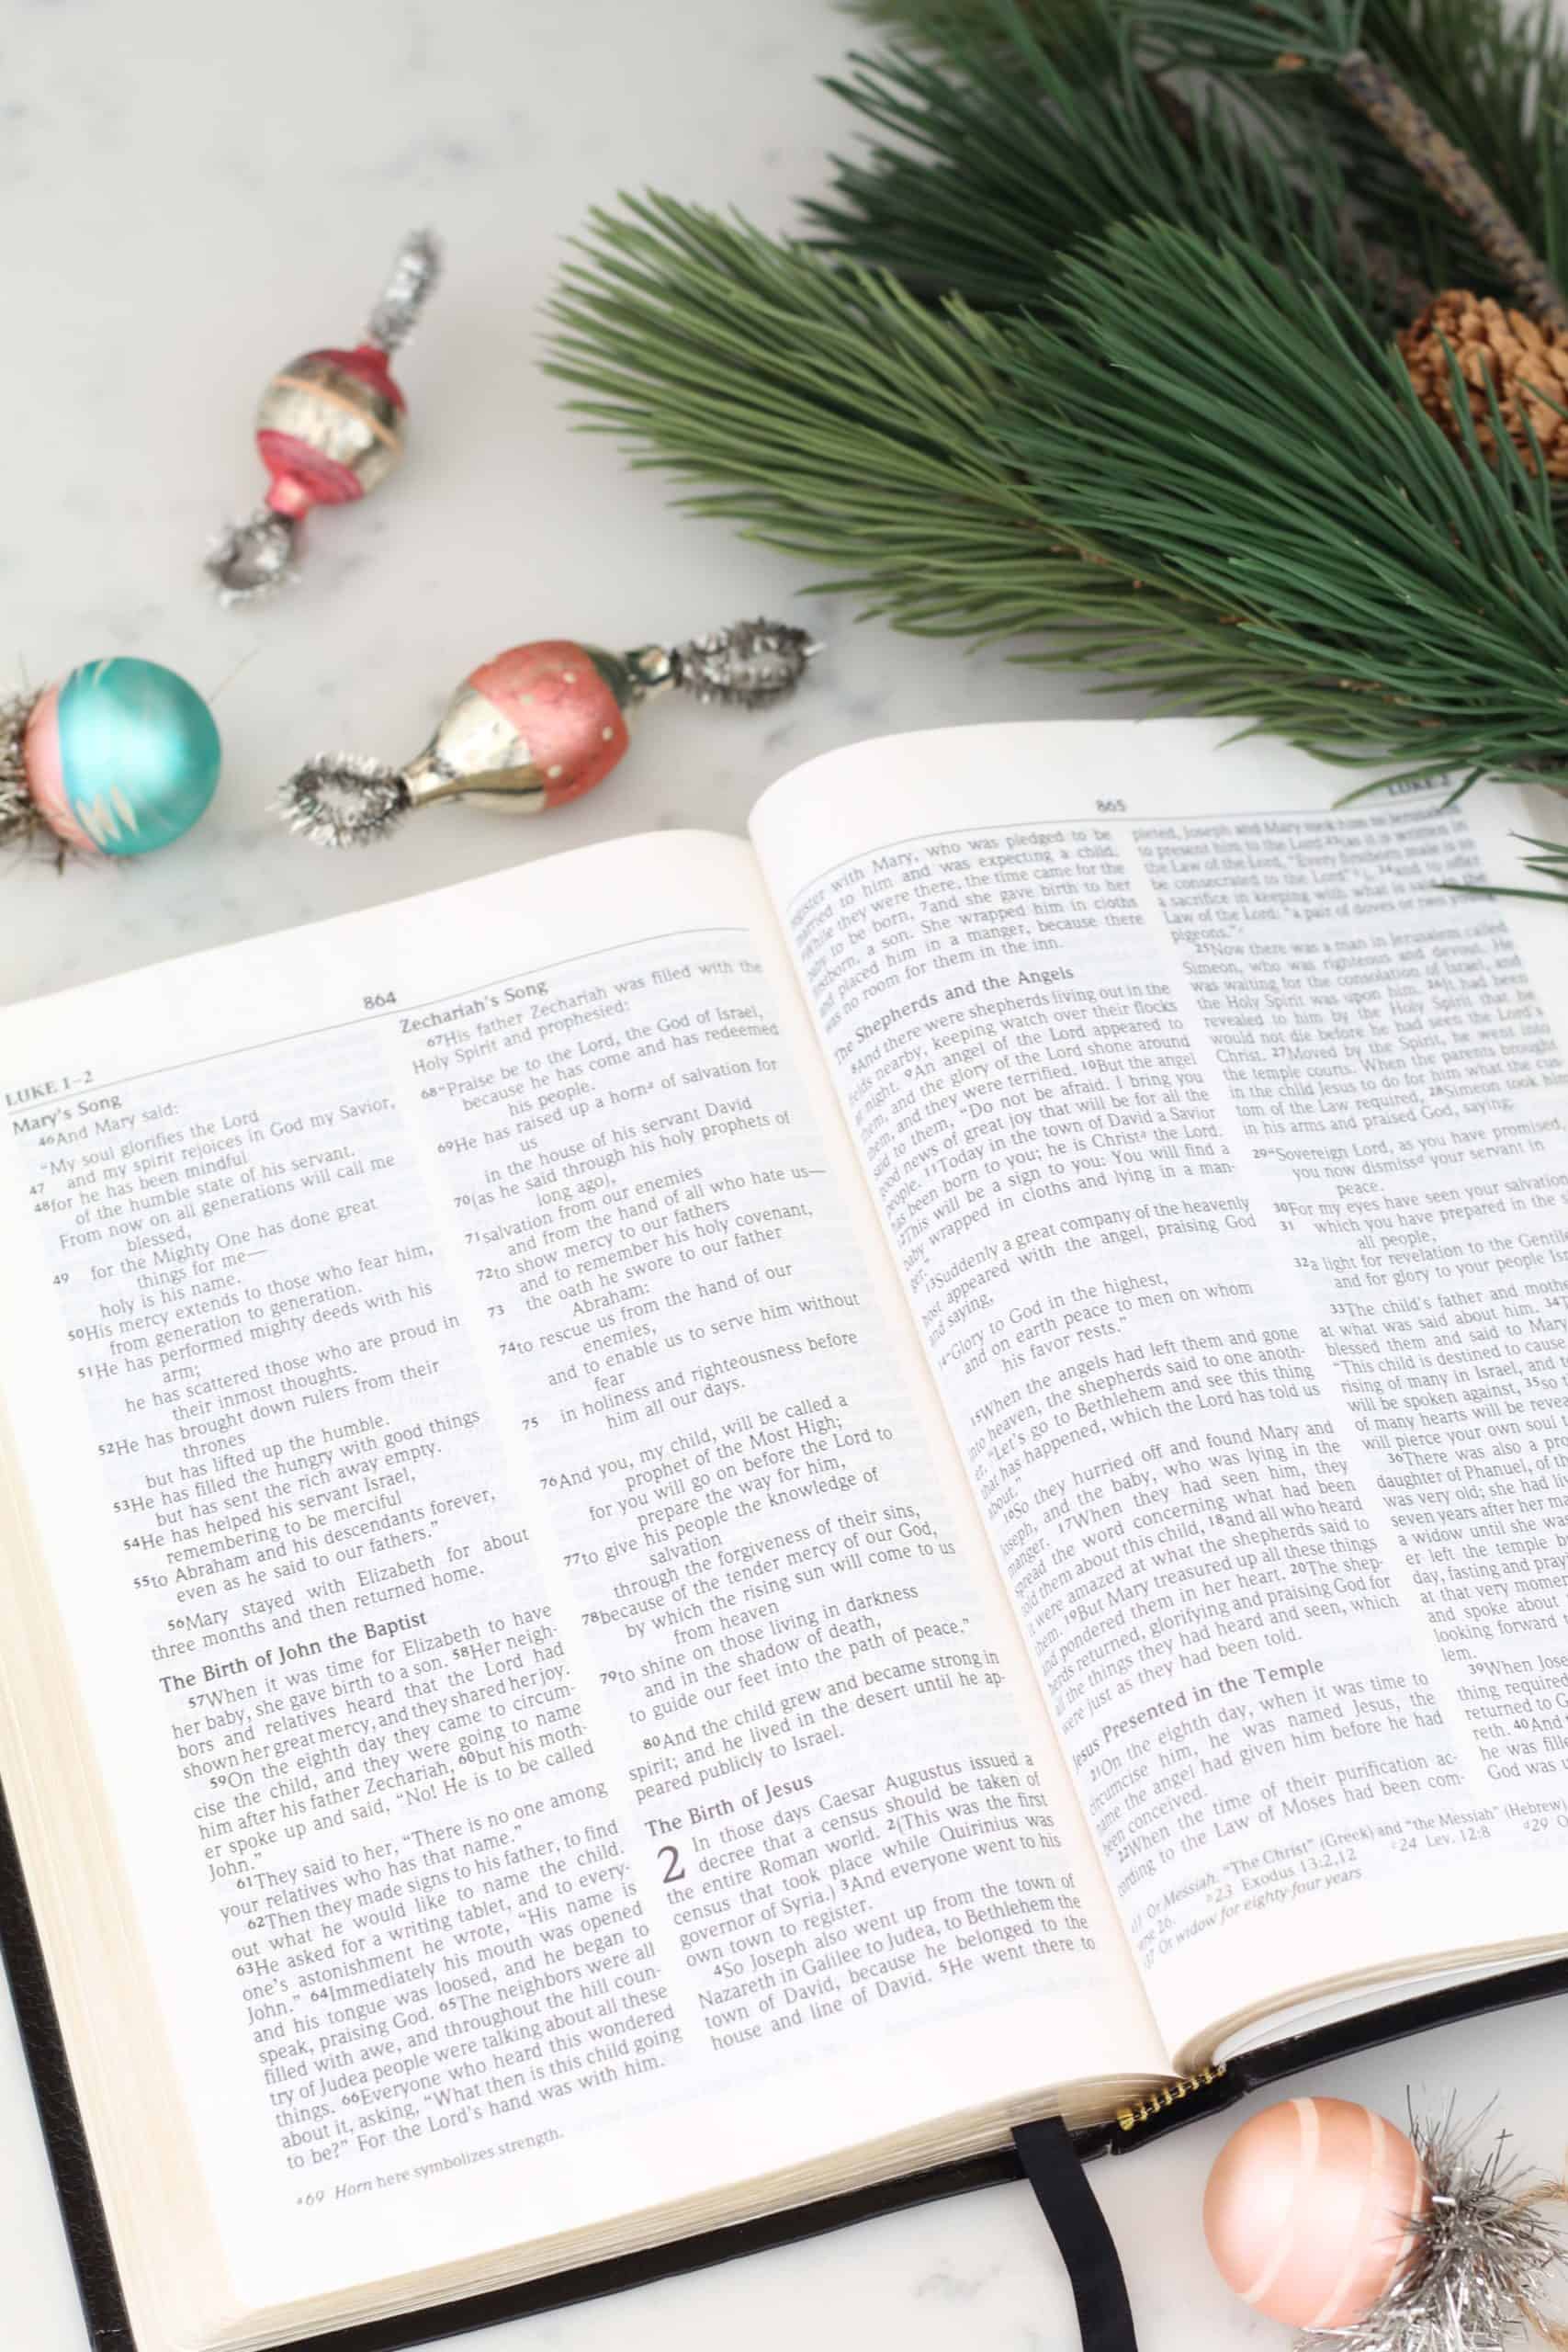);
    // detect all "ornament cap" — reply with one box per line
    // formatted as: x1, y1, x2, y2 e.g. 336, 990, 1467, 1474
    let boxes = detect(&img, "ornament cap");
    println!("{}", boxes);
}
619, 644, 680, 700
